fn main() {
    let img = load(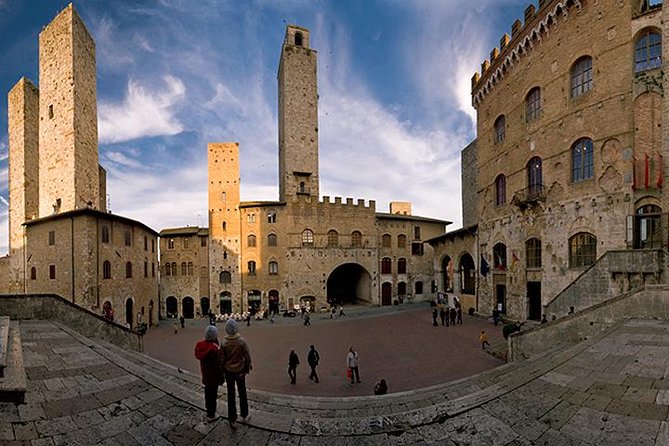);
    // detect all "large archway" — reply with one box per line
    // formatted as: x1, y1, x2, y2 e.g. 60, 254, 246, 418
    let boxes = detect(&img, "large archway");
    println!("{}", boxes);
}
200, 297, 210, 317
220, 292, 232, 315
326, 263, 372, 305
125, 298, 133, 328
166, 296, 178, 318
182, 296, 195, 319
